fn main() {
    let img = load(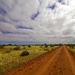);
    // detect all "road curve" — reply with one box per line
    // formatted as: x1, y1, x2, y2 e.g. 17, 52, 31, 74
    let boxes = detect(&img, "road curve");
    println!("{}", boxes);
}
4, 46, 75, 75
